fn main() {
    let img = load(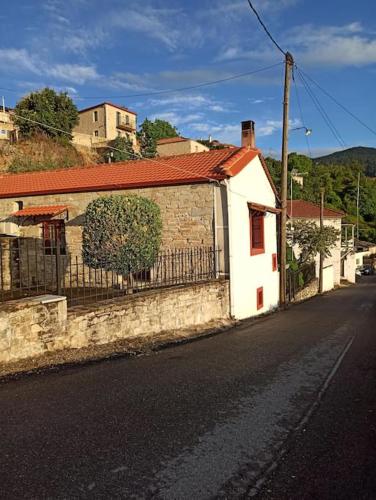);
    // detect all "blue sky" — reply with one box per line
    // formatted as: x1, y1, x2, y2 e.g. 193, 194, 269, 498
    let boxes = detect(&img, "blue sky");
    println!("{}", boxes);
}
1, 0, 376, 157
